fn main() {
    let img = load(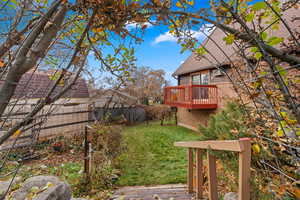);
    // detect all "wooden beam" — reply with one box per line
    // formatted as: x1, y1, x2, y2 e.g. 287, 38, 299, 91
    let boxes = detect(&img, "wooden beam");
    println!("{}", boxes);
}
207, 152, 218, 200
175, 140, 244, 152
195, 149, 203, 199
238, 138, 251, 200
188, 148, 194, 194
